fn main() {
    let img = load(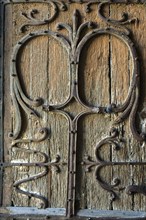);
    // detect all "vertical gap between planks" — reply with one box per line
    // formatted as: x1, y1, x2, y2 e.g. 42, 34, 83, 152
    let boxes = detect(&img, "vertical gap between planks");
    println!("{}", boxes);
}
47, 10, 50, 207
108, 3, 113, 211
128, 39, 134, 211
